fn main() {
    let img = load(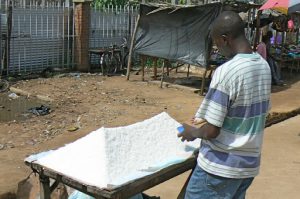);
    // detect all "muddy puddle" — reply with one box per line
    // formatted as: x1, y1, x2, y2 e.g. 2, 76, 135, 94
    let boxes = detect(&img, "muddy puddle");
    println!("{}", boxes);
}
0, 93, 50, 122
